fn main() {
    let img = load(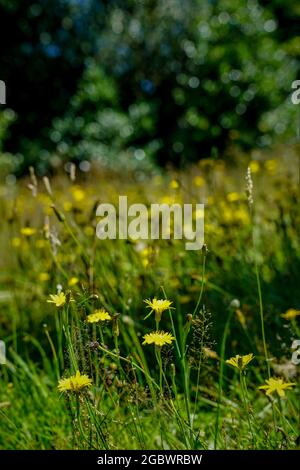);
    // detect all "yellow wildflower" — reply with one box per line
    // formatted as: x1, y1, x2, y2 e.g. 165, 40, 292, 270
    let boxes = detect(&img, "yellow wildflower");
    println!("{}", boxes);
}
57, 370, 92, 393
68, 277, 79, 287
193, 176, 205, 187
281, 308, 300, 320
227, 192, 240, 202
87, 309, 111, 323
71, 186, 85, 202
249, 161, 260, 173
11, 237, 21, 248
258, 377, 295, 398
226, 353, 254, 371
39, 272, 50, 282
170, 179, 179, 189
142, 331, 175, 347
47, 292, 67, 308
20, 227, 36, 237
265, 159, 277, 173
144, 298, 173, 322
